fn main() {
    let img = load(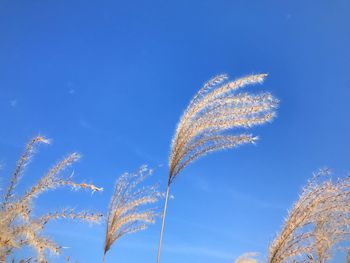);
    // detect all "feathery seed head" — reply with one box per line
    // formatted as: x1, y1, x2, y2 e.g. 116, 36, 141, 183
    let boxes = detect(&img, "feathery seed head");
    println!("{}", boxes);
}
168, 73, 278, 184
103, 166, 160, 258
268, 169, 350, 263
0, 137, 102, 262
